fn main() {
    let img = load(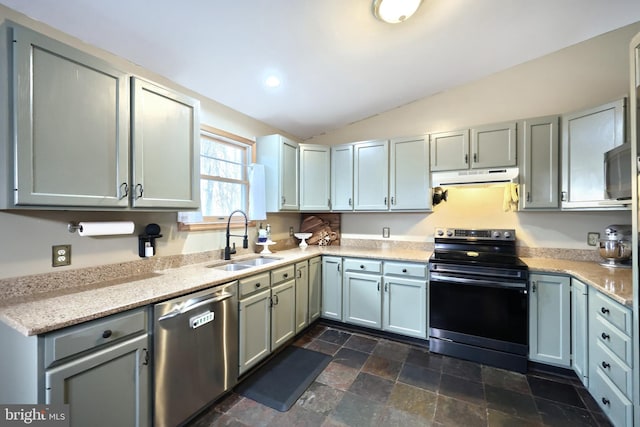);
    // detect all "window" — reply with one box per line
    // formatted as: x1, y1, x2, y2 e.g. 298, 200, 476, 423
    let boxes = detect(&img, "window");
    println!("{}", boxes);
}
179, 125, 255, 231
